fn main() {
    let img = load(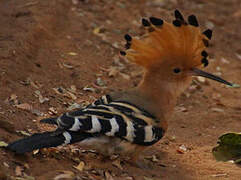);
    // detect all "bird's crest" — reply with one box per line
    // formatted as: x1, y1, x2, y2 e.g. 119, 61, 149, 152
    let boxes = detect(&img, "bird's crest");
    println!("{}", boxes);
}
120, 10, 212, 69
